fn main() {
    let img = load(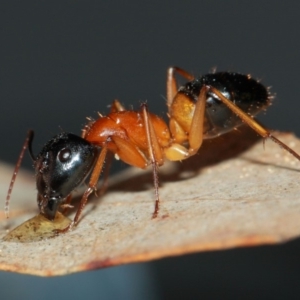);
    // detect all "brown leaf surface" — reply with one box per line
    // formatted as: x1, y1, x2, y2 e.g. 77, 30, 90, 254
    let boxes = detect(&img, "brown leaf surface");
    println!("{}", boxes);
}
1, 127, 300, 276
